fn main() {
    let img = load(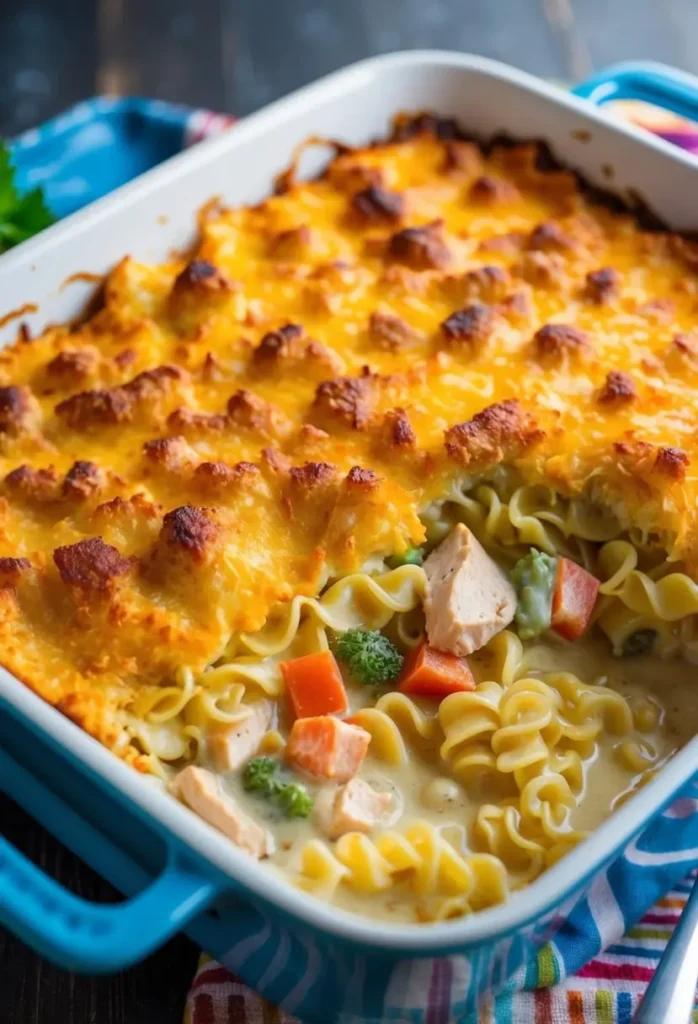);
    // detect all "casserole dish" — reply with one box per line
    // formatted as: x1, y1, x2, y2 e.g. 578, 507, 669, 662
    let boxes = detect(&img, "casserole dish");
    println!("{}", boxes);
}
3, 52, 698, 1022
